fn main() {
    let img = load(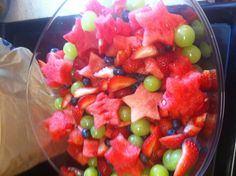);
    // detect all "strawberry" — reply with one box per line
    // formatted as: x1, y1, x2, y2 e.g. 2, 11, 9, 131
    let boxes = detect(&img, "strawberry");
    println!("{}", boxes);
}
94, 67, 114, 78
132, 45, 158, 60
156, 54, 173, 77
174, 139, 199, 176
99, 79, 109, 91
159, 118, 172, 135
62, 94, 73, 109
74, 87, 99, 98
98, 139, 109, 156
200, 69, 217, 91
115, 50, 130, 66
122, 58, 144, 73
159, 134, 187, 149
111, 87, 134, 98
78, 95, 96, 110
68, 128, 84, 146
97, 157, 113, 176
108, 76, 137, 93
83, 139, 99, 158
